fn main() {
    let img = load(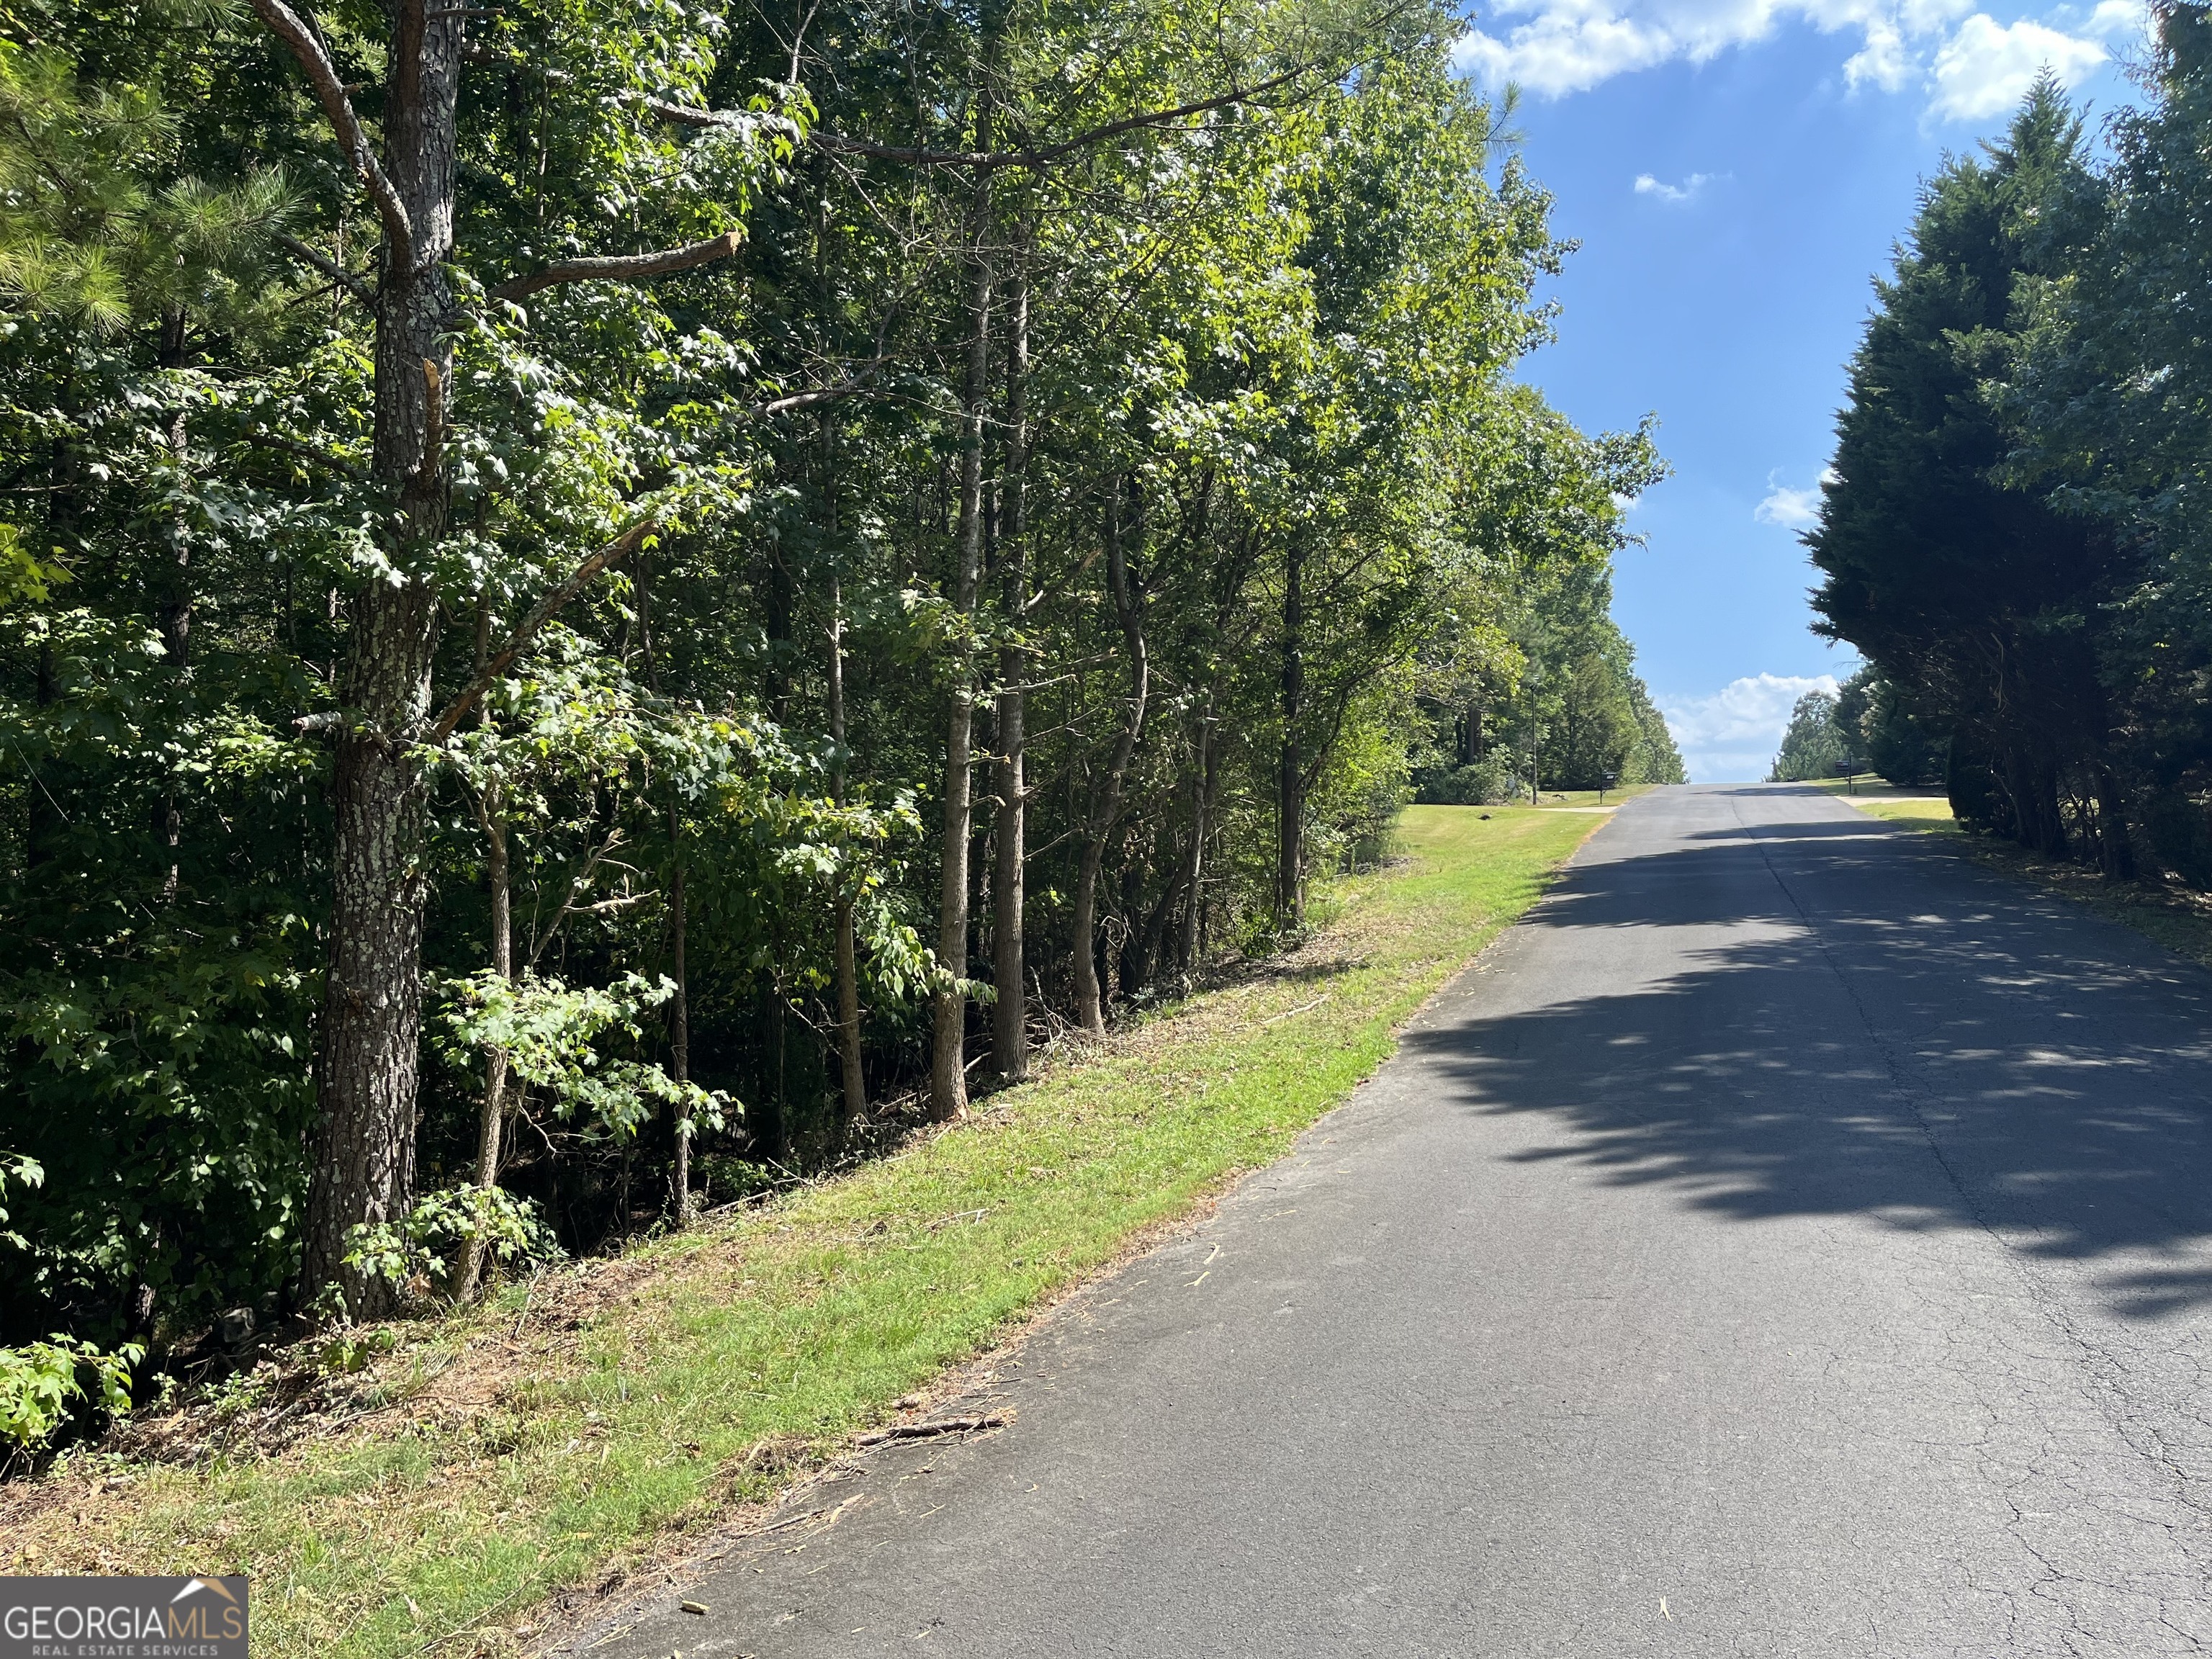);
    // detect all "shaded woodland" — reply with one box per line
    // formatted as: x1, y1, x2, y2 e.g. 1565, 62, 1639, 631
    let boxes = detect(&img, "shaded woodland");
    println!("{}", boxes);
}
0, 0, 1663, 1367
